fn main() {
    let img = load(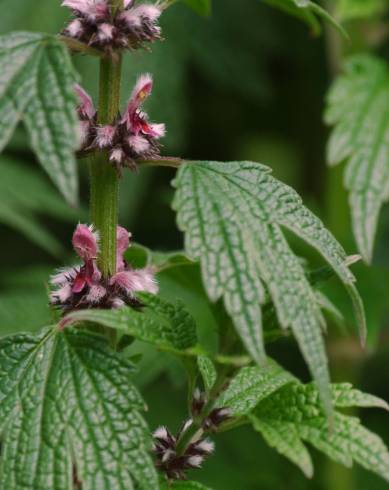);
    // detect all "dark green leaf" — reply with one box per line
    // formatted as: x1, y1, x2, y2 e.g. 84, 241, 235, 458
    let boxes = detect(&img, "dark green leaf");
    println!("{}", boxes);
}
0, 328, 158, 489
217, 359, 296, 415
63, 293, 198, 352
0, 32, 79, 205
326, 54, 389, 262
173, 160, 365, 418
198, 355, 217, 391
182, 0, 212, 16
250, 383, 389, 481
